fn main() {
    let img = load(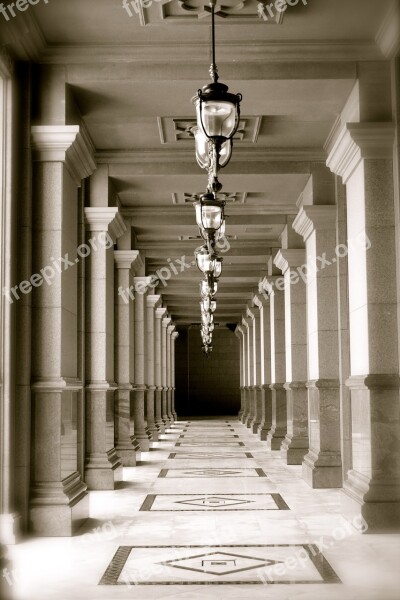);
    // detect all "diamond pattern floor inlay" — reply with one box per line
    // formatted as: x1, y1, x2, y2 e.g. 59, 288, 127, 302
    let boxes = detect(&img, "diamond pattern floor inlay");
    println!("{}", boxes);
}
158, 468, 267, 478
168, 451, 254, 459
139, 493, 289, 511
10, 417, 400, 599
99, 544, 341, 585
